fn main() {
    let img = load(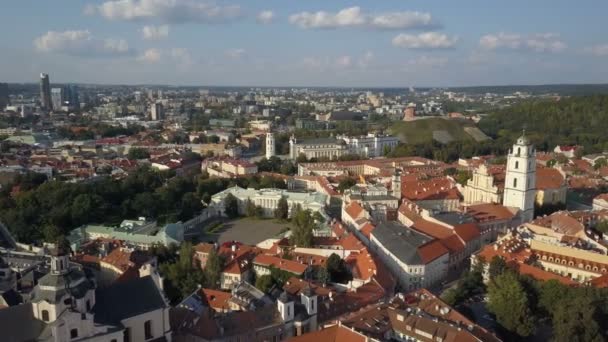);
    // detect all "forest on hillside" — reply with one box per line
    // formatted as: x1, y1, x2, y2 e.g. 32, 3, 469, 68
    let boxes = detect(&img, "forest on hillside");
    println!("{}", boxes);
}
479, 94, 608, 153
